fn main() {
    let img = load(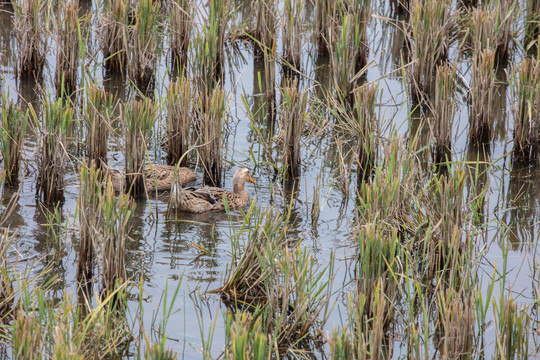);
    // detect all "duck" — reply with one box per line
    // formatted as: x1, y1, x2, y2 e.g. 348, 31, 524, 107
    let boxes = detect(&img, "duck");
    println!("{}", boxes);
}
169, 168, 256, 213
105, 164, 197, 192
